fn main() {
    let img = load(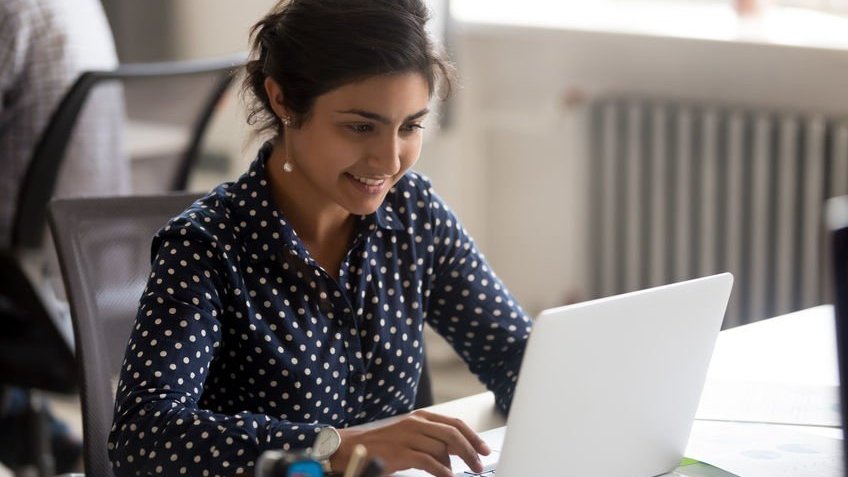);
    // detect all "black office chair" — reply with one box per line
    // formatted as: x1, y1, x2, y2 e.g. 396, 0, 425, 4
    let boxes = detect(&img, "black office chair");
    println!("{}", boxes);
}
0, 54, 243, 476
49, 193, 202, 477
14, 53, 244, 251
